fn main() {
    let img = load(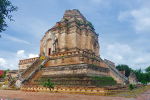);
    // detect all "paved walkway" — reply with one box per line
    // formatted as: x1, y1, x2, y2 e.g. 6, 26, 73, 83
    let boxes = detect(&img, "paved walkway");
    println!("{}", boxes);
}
0, 90, 149, 100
